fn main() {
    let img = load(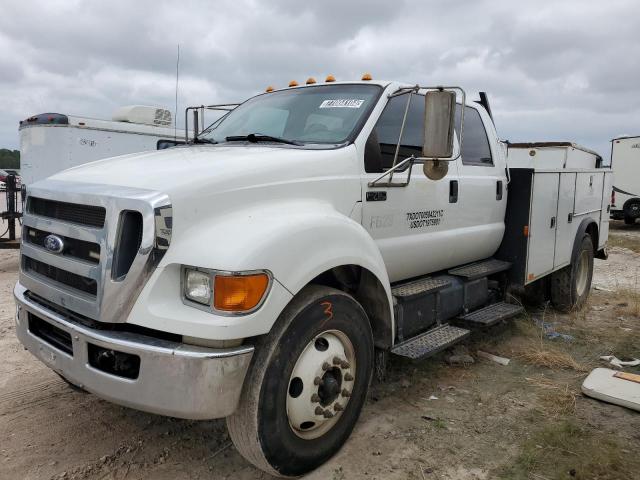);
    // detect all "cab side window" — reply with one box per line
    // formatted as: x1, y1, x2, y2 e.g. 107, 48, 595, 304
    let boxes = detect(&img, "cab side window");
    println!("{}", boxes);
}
457, 107, 493, 166
365, 95, 425, 173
